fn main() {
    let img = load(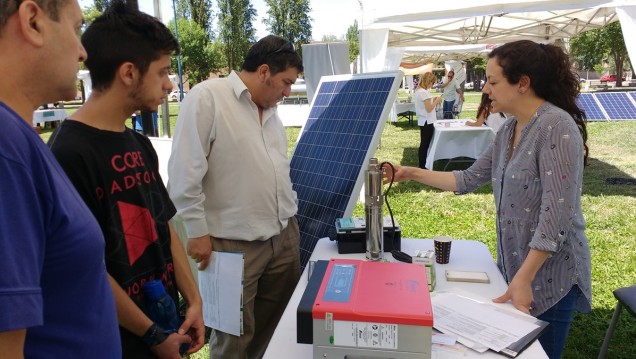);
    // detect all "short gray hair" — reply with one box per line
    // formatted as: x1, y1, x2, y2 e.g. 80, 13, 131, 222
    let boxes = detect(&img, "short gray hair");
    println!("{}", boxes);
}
1, 0, 69, 34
